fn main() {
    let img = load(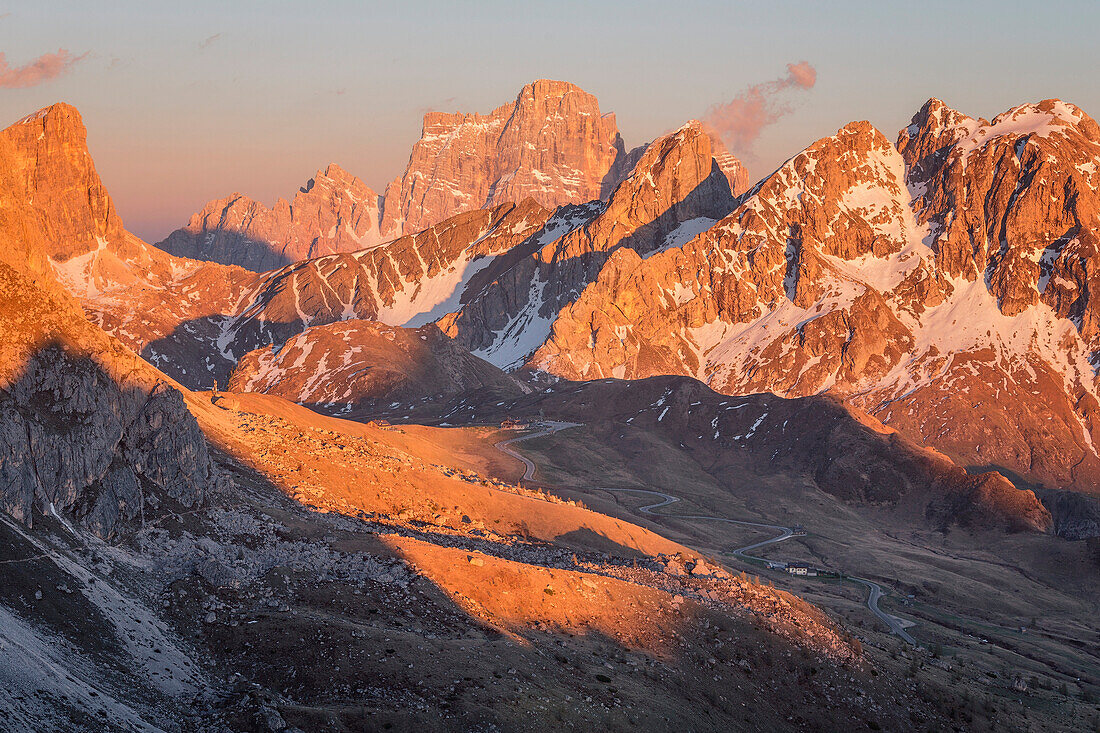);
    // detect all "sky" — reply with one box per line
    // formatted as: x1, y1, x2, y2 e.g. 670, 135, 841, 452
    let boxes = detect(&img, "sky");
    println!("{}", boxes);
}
2, 0, 1098, 242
